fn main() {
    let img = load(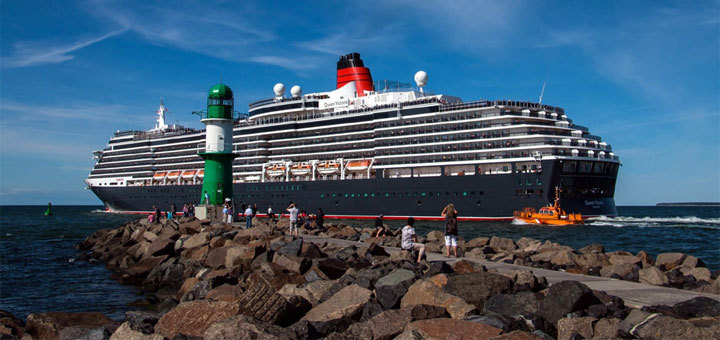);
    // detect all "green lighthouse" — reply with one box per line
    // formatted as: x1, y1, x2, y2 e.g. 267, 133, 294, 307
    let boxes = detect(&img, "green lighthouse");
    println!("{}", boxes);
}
199, 84, 236, 205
